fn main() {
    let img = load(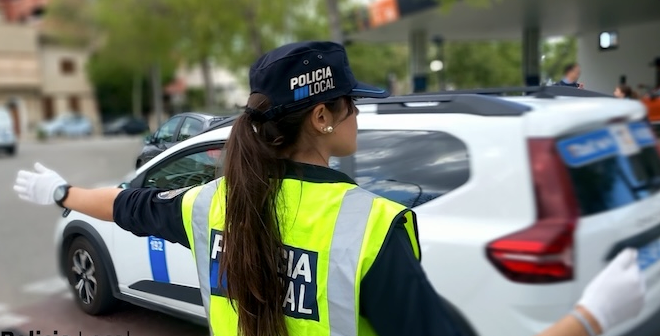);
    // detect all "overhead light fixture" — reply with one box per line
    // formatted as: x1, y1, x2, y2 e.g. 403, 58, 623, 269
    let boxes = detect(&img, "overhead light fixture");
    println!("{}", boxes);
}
599, 31, 619, 51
